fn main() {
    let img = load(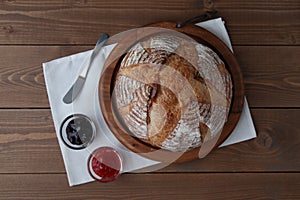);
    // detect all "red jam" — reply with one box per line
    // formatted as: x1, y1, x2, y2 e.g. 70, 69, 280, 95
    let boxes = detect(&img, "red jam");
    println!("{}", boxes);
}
88, 147, 122, 183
